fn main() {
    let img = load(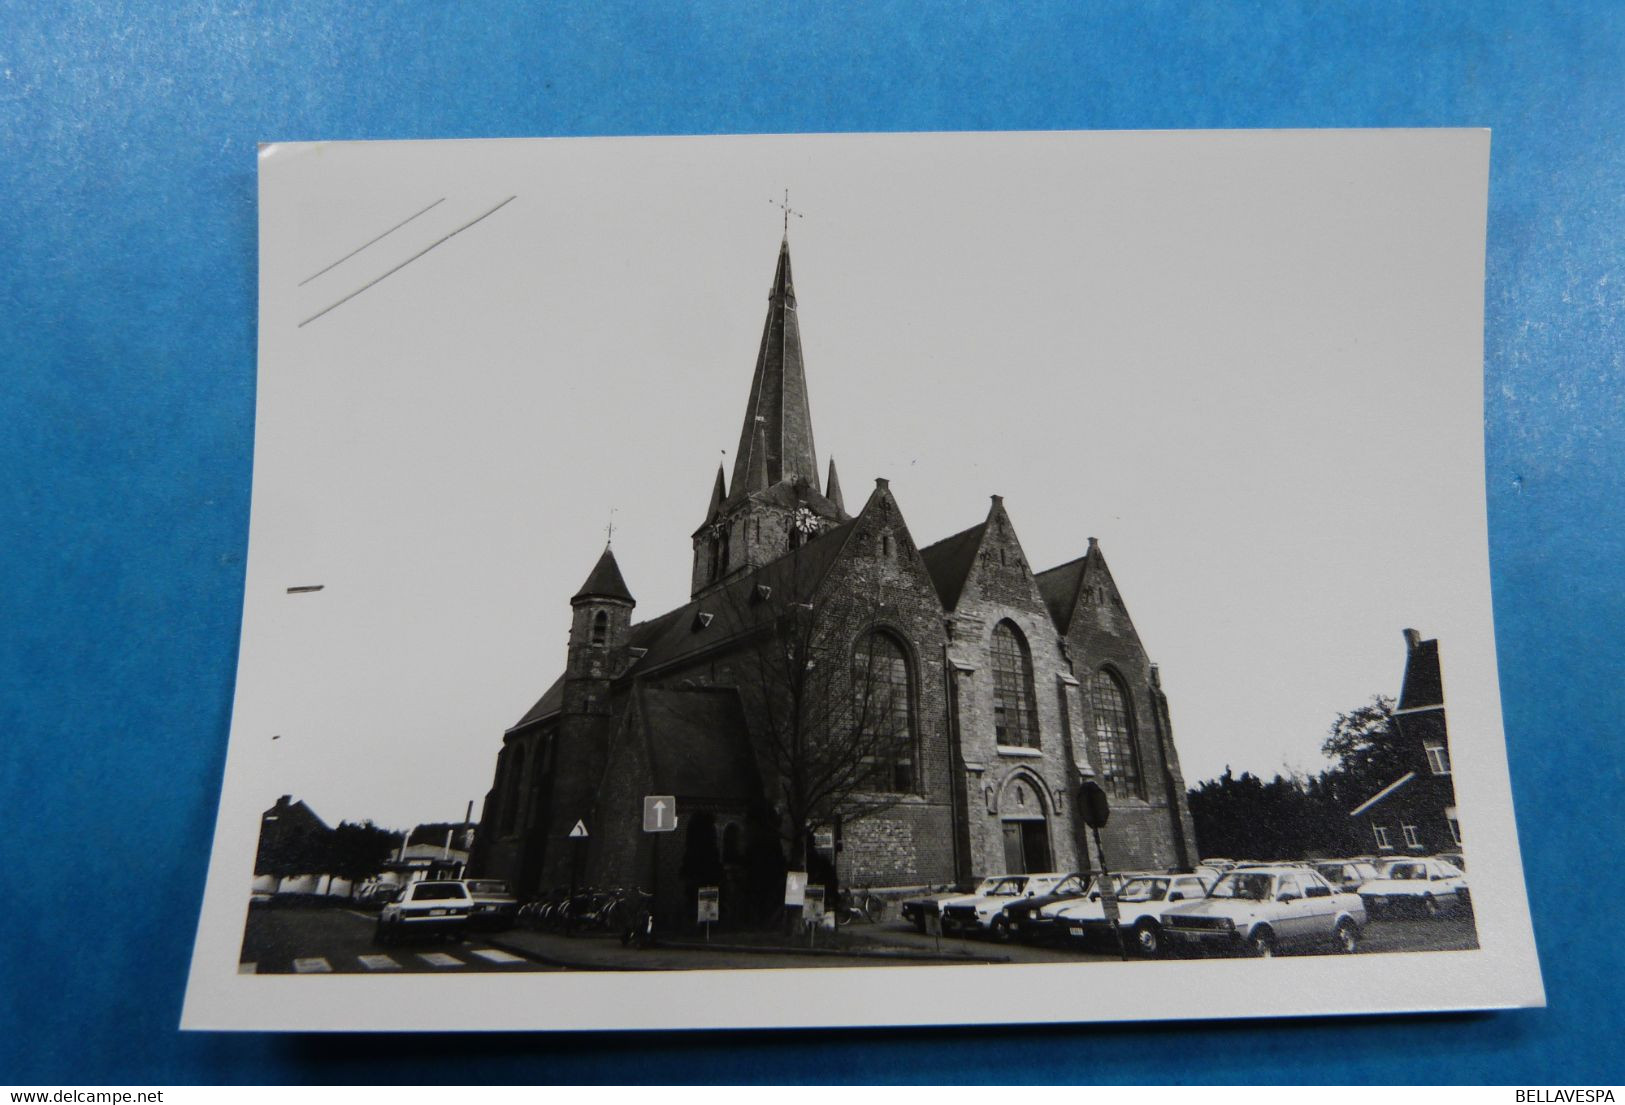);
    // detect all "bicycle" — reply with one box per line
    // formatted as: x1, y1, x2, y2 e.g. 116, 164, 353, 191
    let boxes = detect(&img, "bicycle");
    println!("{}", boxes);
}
833, 887, 887, 926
